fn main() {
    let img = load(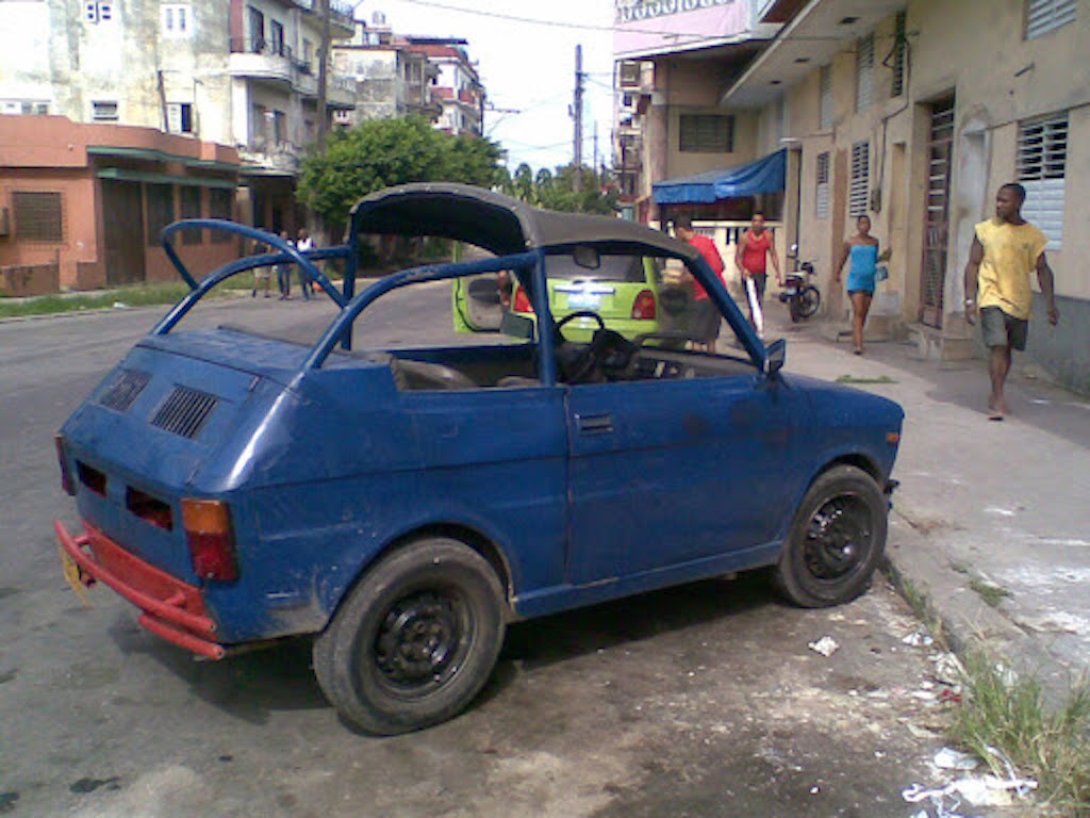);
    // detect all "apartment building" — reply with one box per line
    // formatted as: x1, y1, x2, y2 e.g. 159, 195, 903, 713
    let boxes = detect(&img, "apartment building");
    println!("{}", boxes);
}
331, 15, 443, 127
722, 0, 1087, 393
613, 0, 1087, 393
406, 38, 483, 136
0, 0, 356, 237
